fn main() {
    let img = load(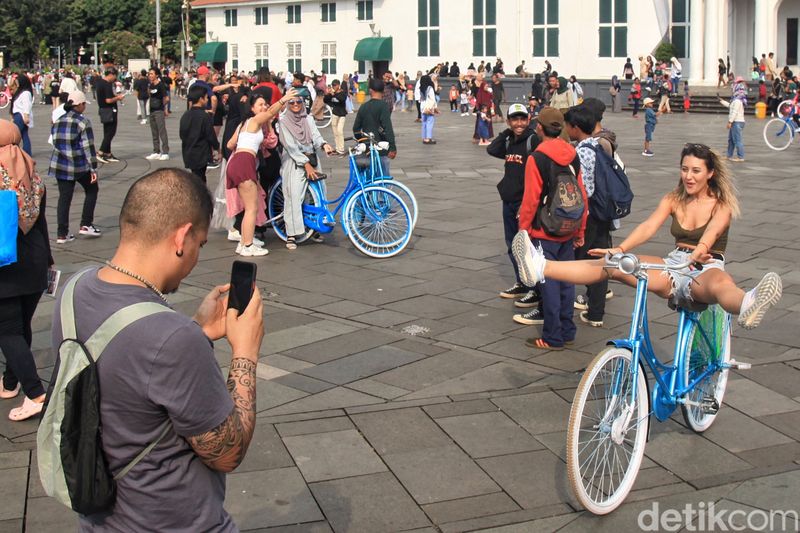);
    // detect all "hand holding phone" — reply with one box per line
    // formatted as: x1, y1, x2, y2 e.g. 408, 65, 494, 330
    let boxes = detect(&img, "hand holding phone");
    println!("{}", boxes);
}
227, 260, 257, 316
